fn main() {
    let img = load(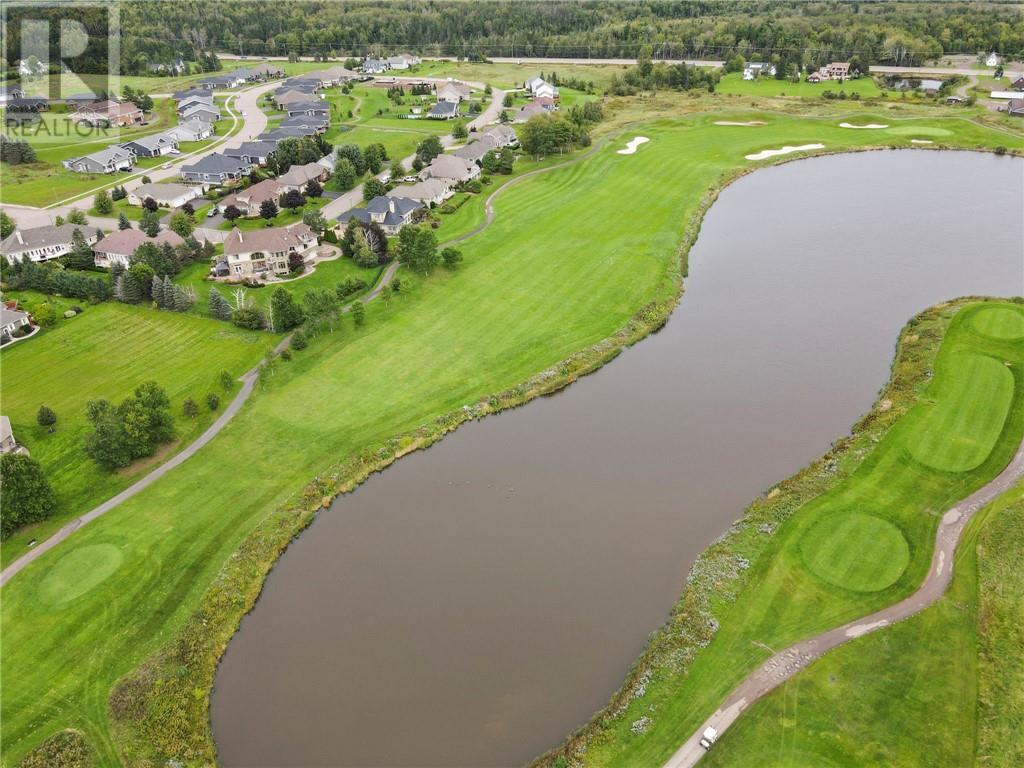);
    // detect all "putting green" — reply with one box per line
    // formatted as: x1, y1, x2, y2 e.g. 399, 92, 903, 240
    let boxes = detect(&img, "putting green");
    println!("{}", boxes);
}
905, 353, 1014, 472
800, 513, 910, 592
37, 544, 124, 607
971, 306, 1024, 341
885, 125, 953, 137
